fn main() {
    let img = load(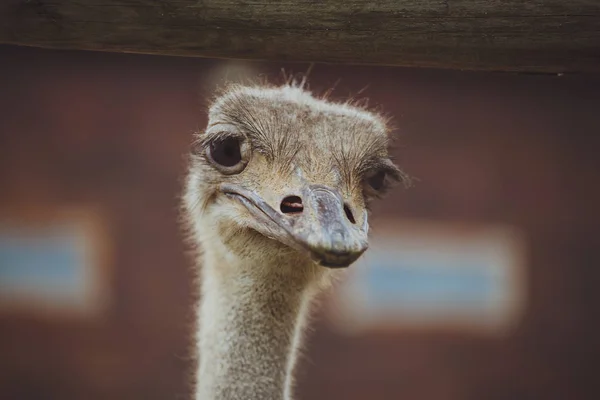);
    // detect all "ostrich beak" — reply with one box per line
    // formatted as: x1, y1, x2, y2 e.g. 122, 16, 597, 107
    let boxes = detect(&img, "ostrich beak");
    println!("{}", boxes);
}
220, 183, 369, 268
